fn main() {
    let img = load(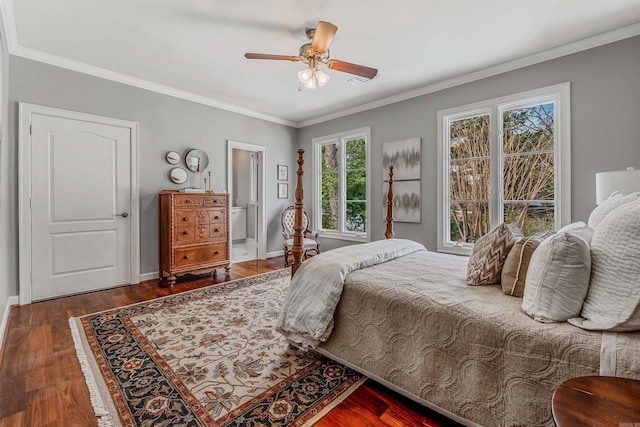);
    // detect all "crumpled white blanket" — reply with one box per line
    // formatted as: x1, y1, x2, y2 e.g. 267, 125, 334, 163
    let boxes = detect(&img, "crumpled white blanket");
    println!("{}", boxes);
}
276, 238, 426, 349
